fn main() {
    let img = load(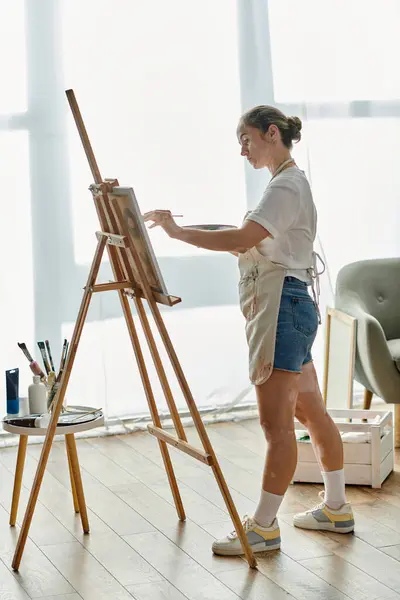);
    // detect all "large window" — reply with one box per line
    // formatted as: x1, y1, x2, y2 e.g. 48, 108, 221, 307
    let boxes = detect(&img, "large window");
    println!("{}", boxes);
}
1, 1, 399, 423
